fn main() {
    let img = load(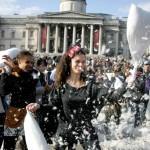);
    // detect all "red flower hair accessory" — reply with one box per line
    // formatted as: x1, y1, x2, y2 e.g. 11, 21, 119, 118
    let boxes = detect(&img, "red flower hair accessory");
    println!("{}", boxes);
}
66, 45, 81, 58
